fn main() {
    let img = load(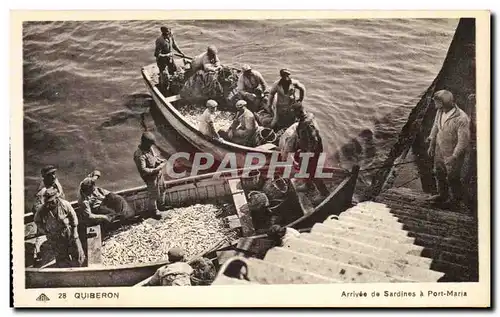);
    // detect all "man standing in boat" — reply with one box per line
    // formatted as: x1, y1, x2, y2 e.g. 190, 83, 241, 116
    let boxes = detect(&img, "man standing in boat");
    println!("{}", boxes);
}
133, 132, 168, 220
237, 64, 268, 111
268, 69, 306, 131
427, 89, 471, 211
154, 26, 186, 76
292, 102, 330, 204
34, 188, 86, 268
32, 165, 66, 214
191, 45, 222, 73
